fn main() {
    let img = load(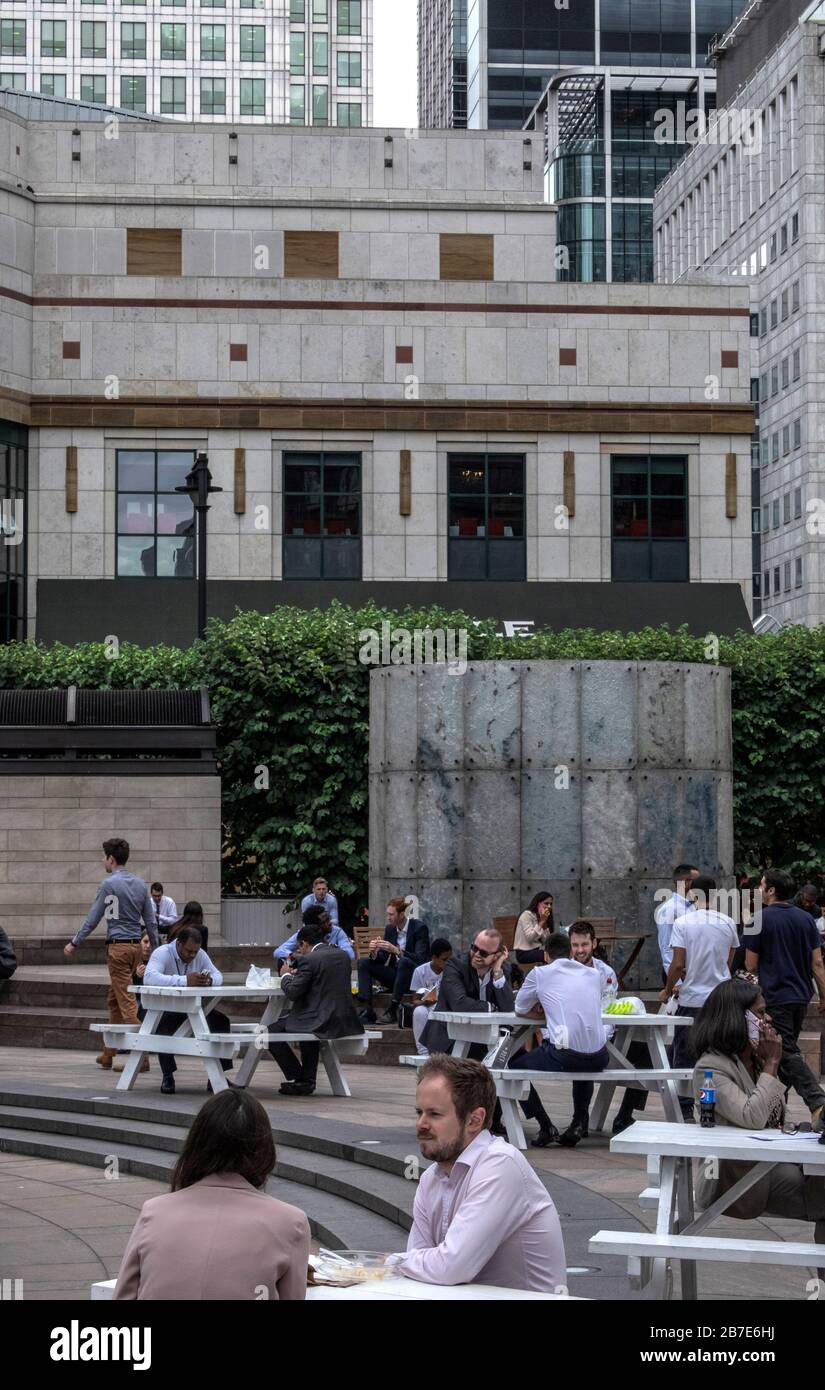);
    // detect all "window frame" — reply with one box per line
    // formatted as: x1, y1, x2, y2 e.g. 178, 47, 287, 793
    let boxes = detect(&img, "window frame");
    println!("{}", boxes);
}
447, 452, 526, 582
115, 448, 197, 579
610, 454, 689, 583
282, 451, 362, 581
